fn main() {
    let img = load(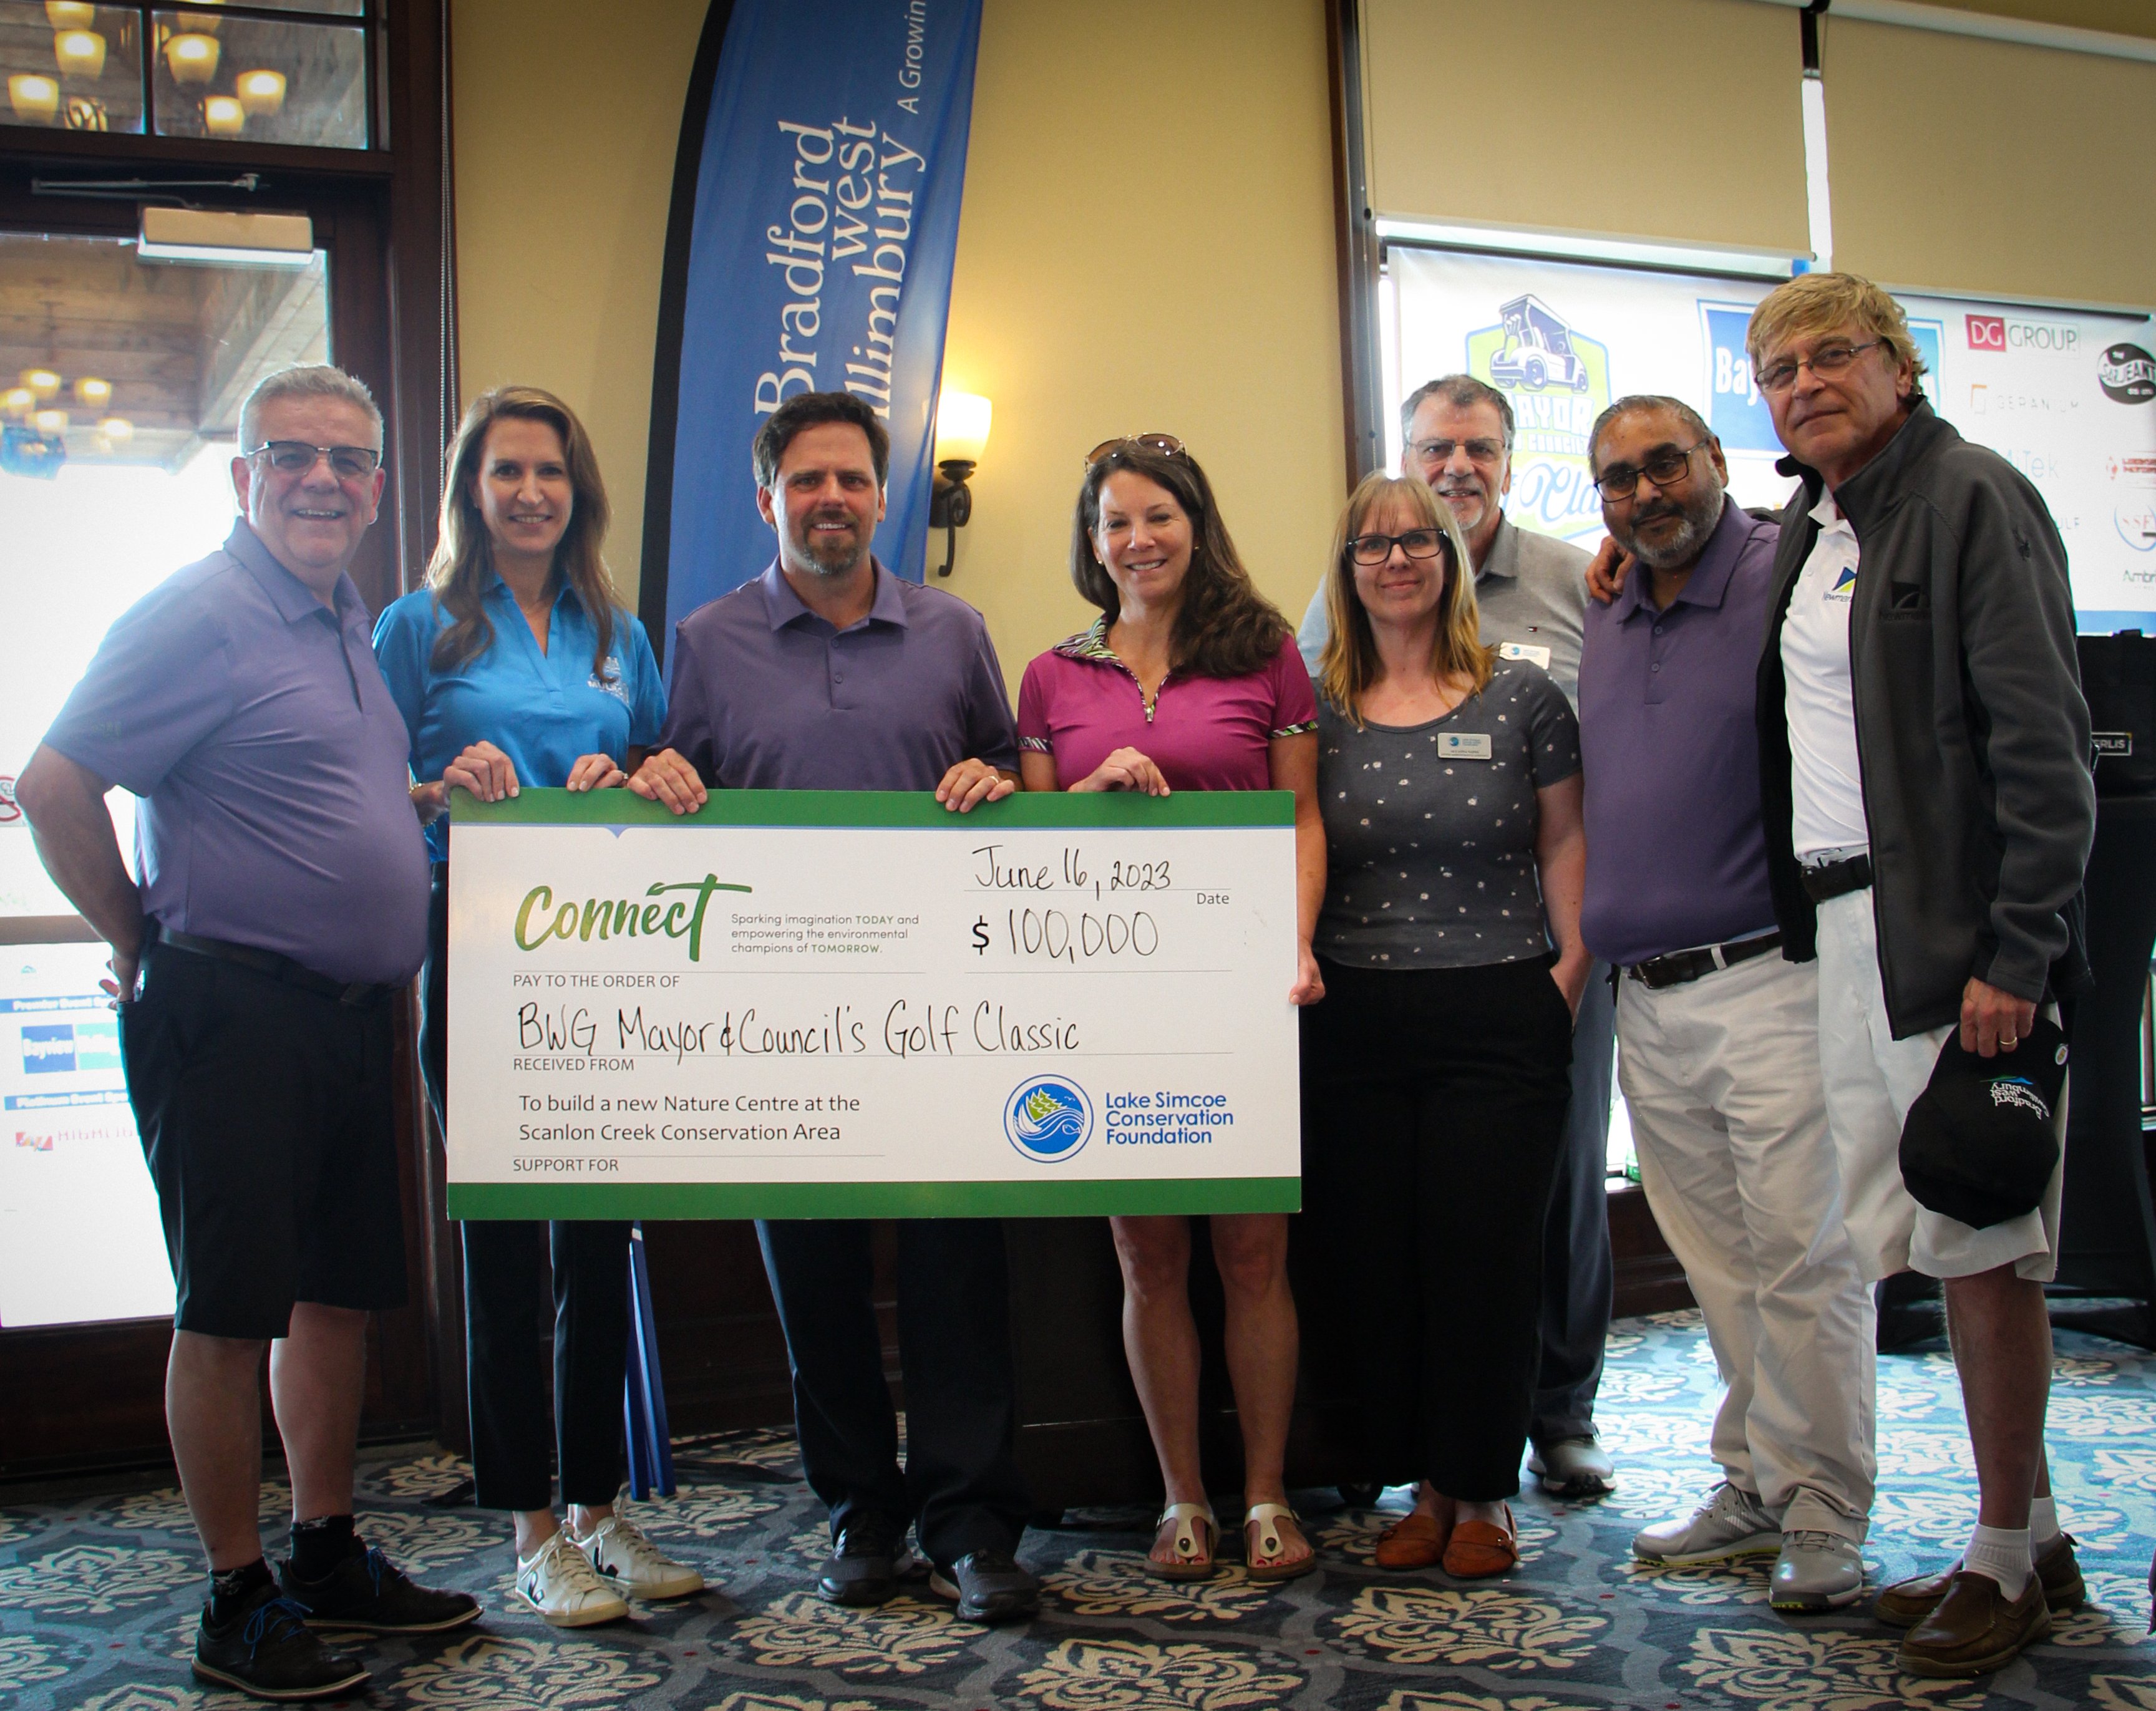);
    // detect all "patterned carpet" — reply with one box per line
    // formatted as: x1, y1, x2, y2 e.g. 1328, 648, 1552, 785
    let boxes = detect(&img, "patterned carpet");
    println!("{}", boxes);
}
2, 1311, 2153, 1710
